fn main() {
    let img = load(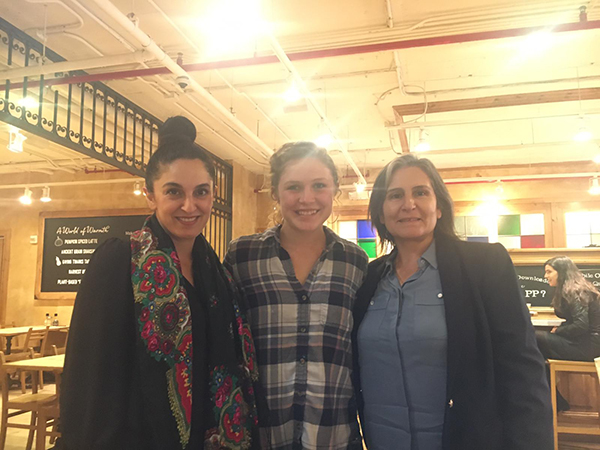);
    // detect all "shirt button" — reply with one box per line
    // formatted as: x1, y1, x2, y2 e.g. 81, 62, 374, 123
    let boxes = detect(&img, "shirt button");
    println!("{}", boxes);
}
370, 300, 374, 306
301, 295, 308, 302
448, 399, 454, 408
438, 293, 443, 298
300, 326, 307, 333
299, 357, 307, 364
